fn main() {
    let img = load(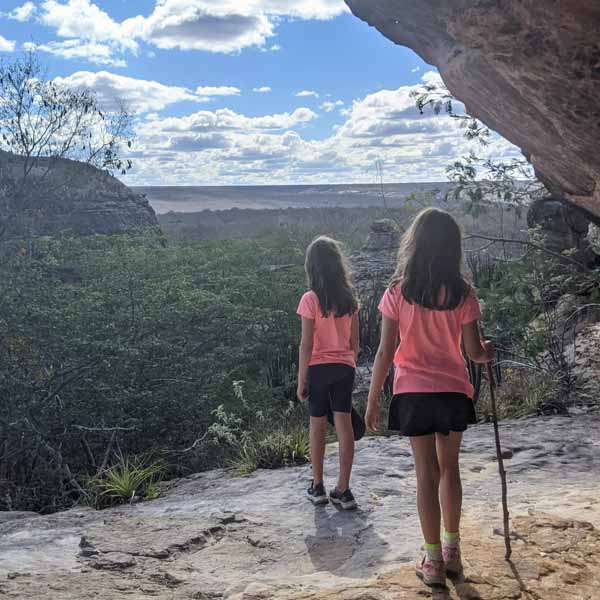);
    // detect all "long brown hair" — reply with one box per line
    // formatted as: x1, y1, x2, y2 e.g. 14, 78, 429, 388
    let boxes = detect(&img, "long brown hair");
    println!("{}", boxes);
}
305, 236, 358, 317
391, 208, 469, 310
